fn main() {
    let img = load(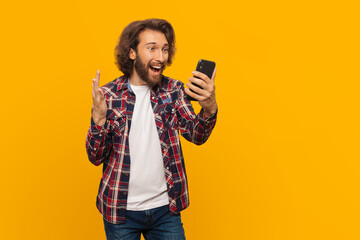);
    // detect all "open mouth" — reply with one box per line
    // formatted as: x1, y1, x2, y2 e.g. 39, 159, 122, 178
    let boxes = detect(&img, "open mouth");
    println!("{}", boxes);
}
149, 65, 162, 75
